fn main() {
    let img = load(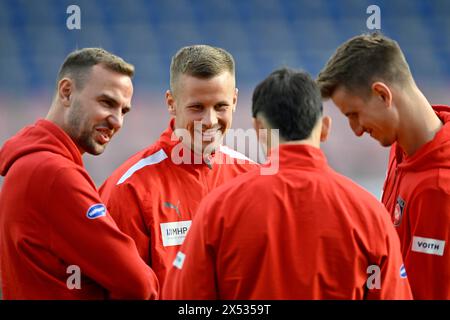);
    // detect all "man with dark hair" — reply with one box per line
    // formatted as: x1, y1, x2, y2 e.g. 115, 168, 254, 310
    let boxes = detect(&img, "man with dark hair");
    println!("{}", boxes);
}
317, 33, 450, 299
99, 45, 256, 292
163, 68, 412, 299
0, 48, 158, 299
